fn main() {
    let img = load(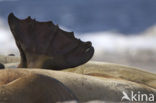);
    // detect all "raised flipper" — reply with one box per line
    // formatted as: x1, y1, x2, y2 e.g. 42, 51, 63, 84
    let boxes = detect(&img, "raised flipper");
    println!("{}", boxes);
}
0, 69, 78, 103
8, 13, 94, 70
